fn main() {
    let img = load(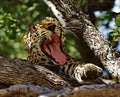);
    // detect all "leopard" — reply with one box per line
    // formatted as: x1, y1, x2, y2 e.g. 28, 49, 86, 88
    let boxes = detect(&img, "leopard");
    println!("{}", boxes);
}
23, 17, 103, 83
